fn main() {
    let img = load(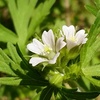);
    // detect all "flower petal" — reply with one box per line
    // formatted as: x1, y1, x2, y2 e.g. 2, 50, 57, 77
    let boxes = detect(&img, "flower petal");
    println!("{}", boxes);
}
29, 57, 48, 66
75, 30, 88, 45
56, 37, 66, 52
62, 25, 75, 39
42, 29, 55, 50
67, 39, 77, 50
82, 38, 88, 44
27, 39, 44, 55
49, 52, 60, 64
